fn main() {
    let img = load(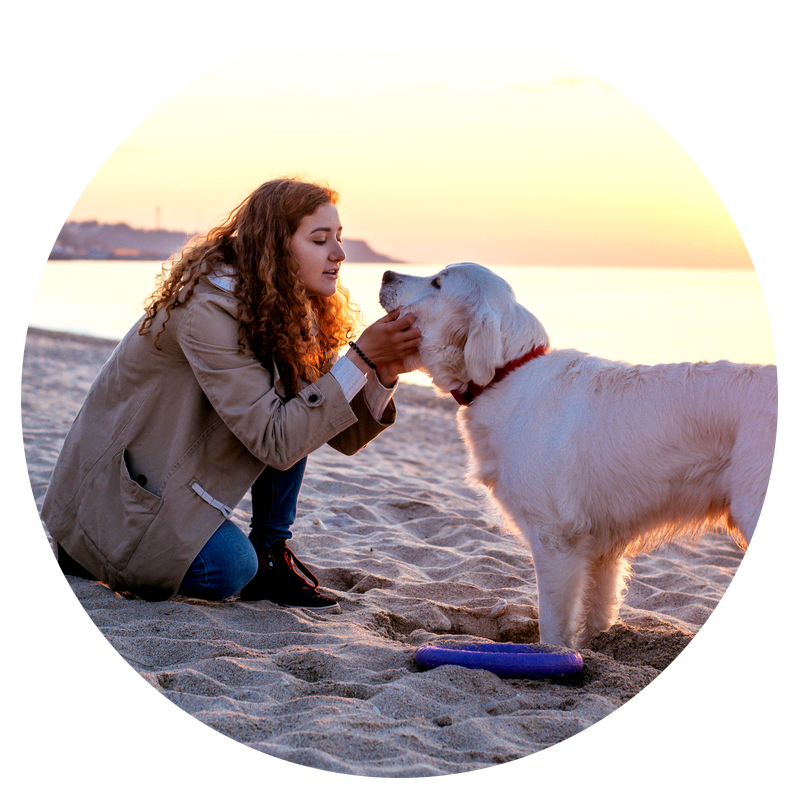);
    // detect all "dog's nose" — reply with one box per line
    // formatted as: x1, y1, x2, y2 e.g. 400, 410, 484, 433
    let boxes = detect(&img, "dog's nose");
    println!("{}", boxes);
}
382, 270, 397, 285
